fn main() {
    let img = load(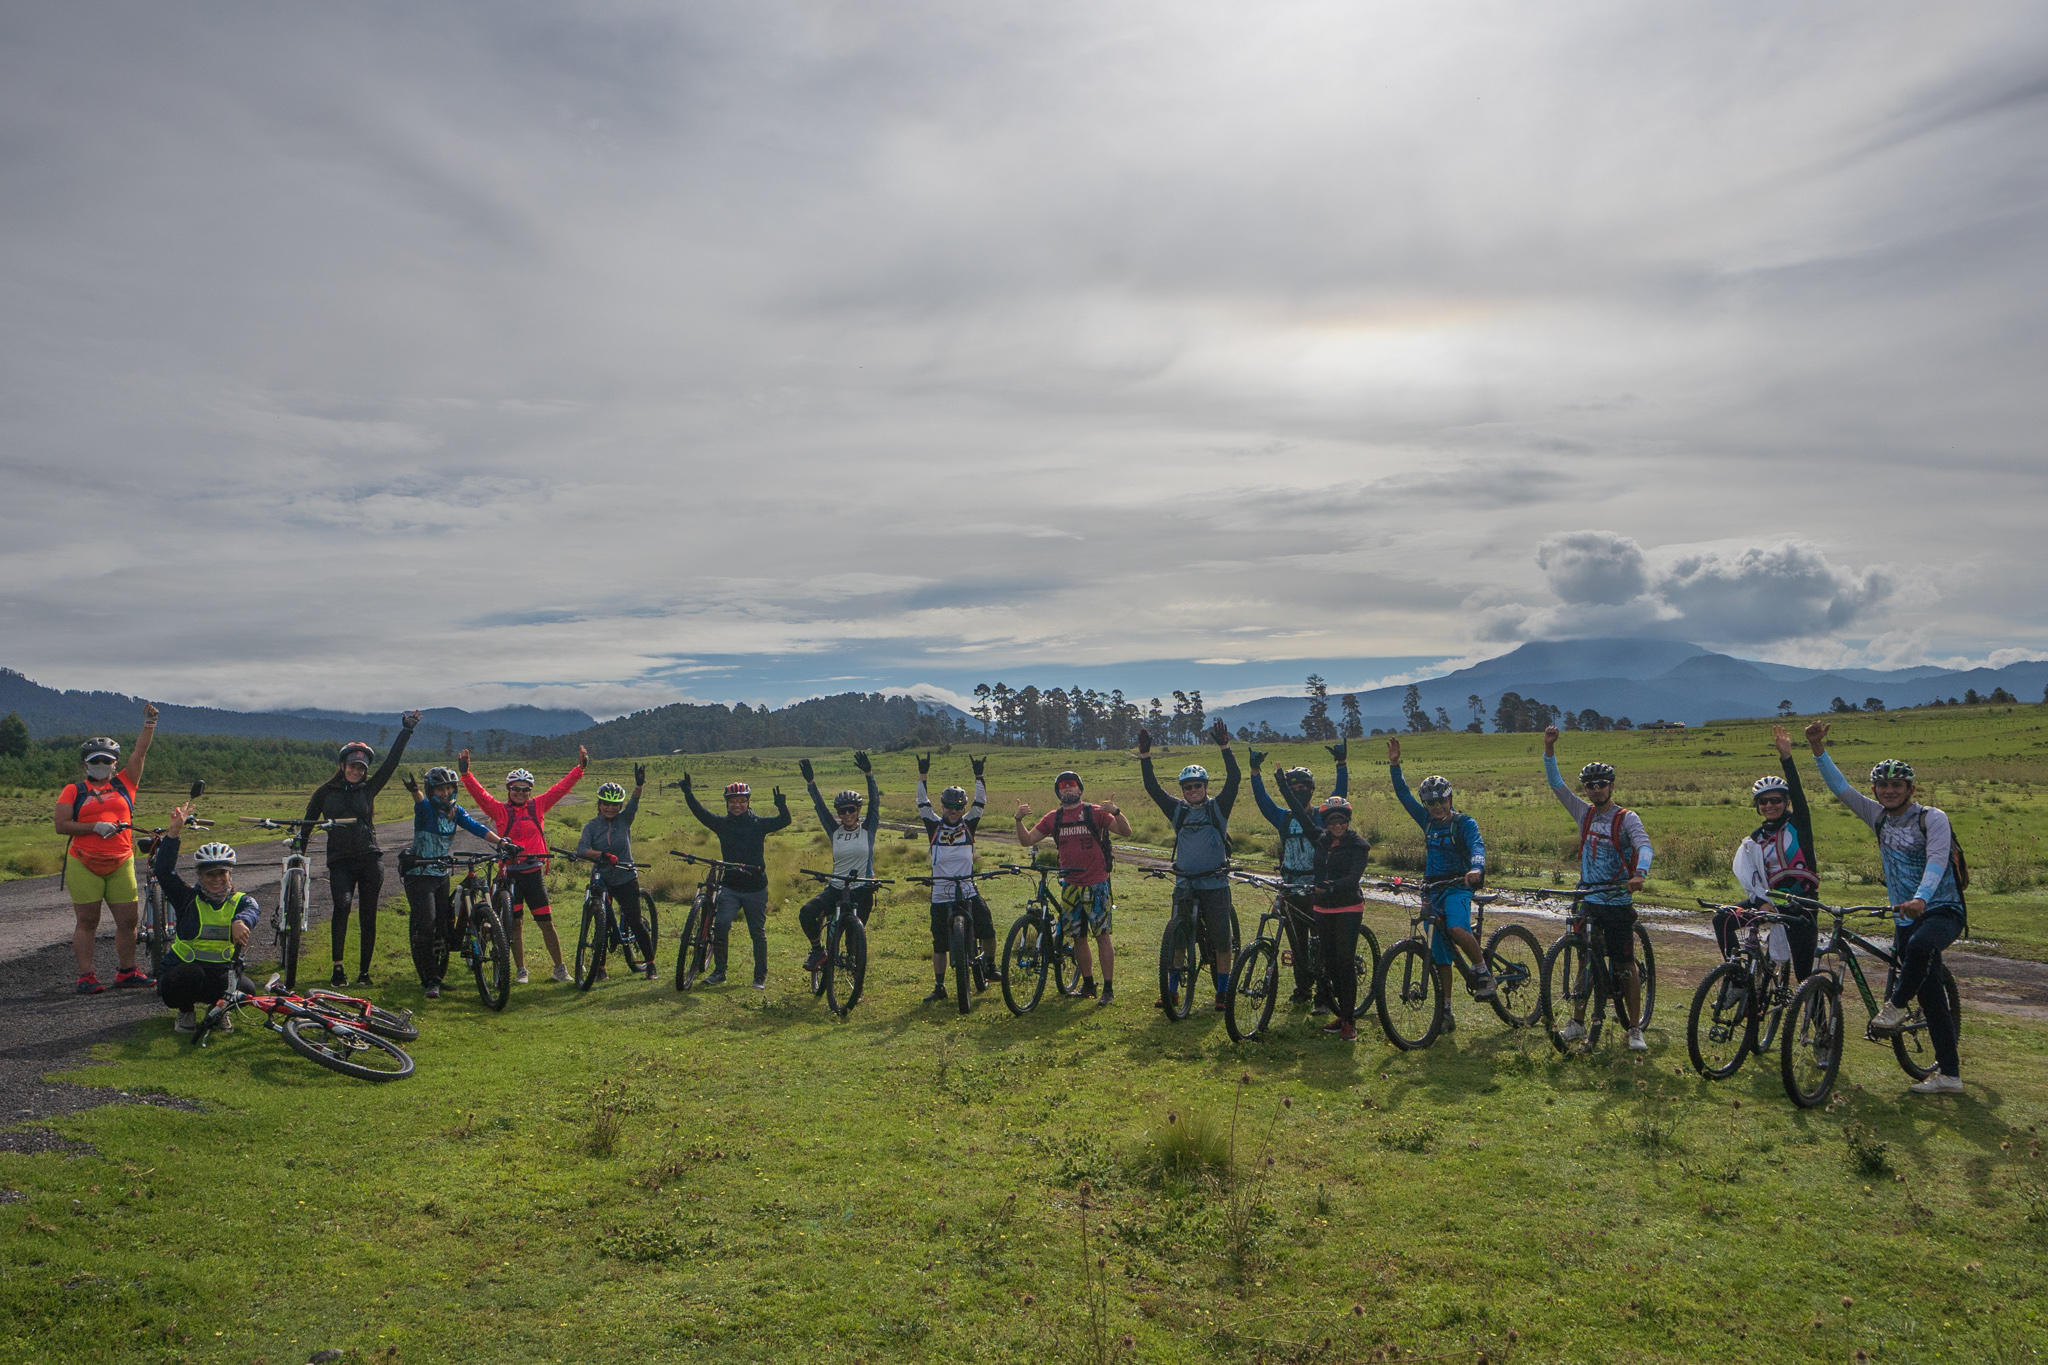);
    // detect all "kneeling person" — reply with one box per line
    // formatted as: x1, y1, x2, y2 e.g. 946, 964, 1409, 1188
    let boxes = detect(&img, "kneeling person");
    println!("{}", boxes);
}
151, 803, 257, 1034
